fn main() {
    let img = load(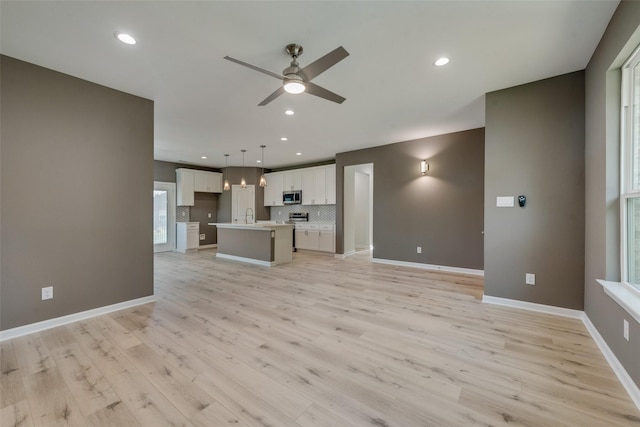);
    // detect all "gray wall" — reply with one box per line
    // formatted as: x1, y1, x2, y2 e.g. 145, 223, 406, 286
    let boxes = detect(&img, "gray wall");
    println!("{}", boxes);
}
585, 0, 640, 387
154, 160, 220, 245
484, 71, 585, 310
336, 128, 484, 270
1, 56, 154, 330
217, 167, 269, 223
